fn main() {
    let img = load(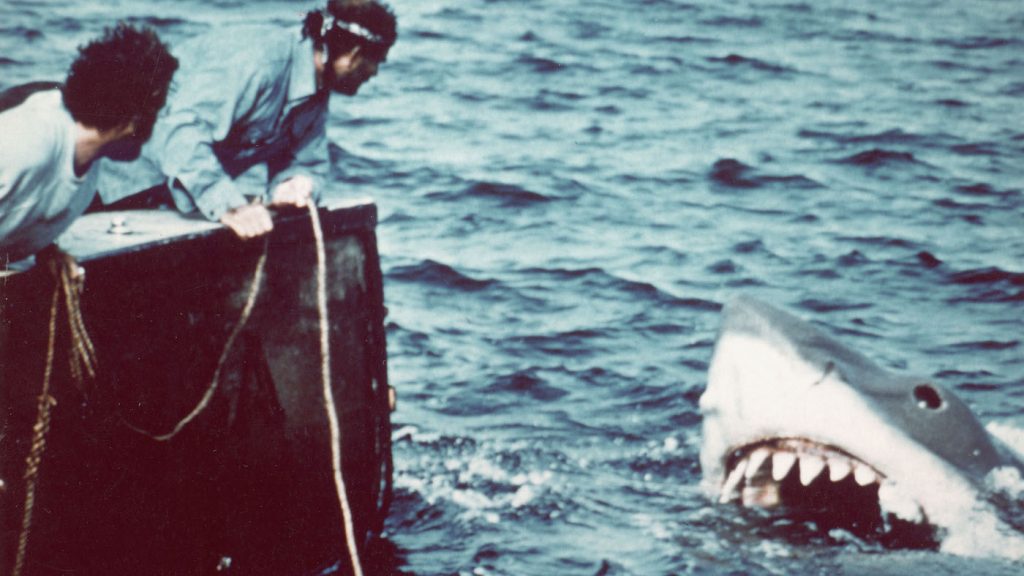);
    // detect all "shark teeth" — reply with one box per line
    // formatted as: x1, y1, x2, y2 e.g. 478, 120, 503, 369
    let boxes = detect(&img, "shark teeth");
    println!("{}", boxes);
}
772, 452, 797, 481
745, 447, 772, 479
798, 455, 826, 486
719, 459, 747, 503
828, 457, 852, 482
853, 462, 879, 486
720, 438, 888, 506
